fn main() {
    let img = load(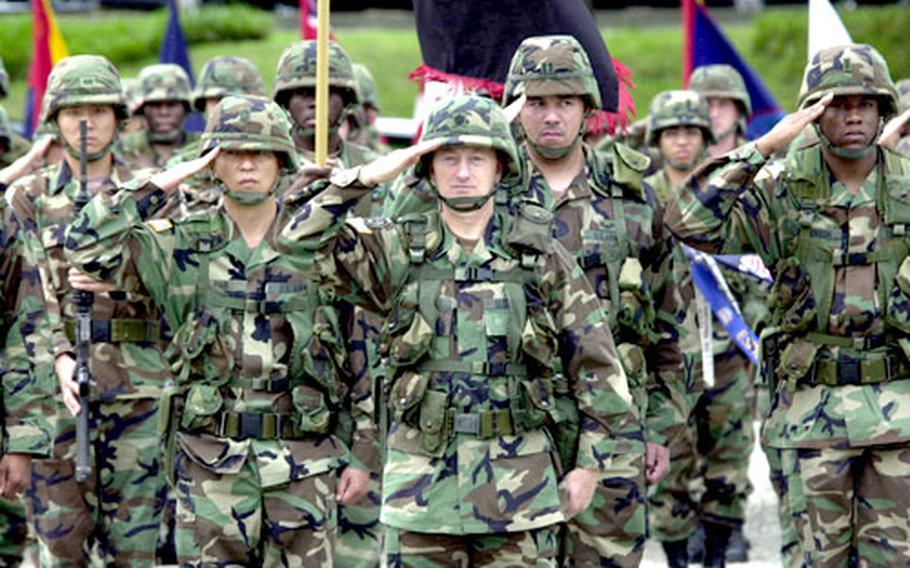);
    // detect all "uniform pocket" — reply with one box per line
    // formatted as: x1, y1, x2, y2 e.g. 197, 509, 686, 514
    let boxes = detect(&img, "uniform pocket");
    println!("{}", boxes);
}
180, 384, 223, 431
389, 311, 433, 367
292, 385, 331, 434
